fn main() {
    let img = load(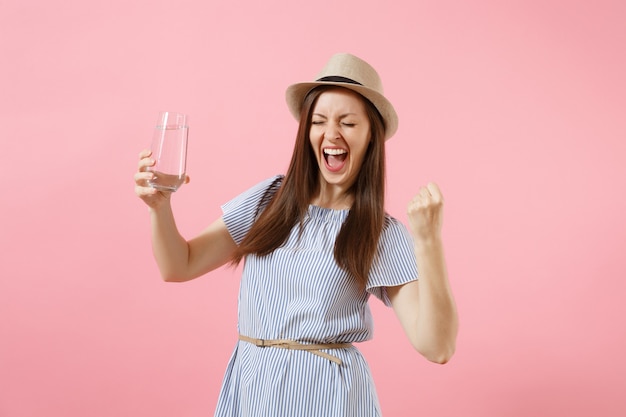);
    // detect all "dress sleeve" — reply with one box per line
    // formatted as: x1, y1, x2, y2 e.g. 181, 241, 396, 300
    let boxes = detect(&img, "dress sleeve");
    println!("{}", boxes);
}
366, 216, 419, 306
220, 175, 283, 245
